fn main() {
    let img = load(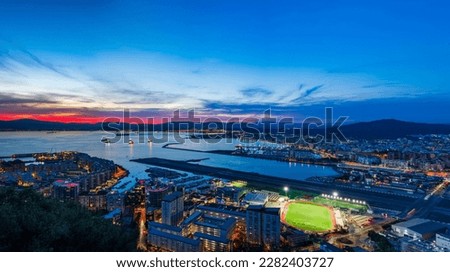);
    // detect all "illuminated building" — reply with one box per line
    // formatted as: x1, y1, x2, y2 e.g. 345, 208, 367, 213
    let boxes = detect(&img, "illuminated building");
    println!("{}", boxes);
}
147, 221, 200, 252
161, 191, 184, 226
181, 210, 236, 251
78, 190, 107, 211
52, 179, 79, 201
392, 218, 447, 240
194, 232, 231, 252
246, 205, 280, 250
106, 190, 125, 212
216, 186, 245, 203
436, 233, 450, 250
196, 204, 246, 224
146, 184, 170, 208
243, 191, 269, 206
